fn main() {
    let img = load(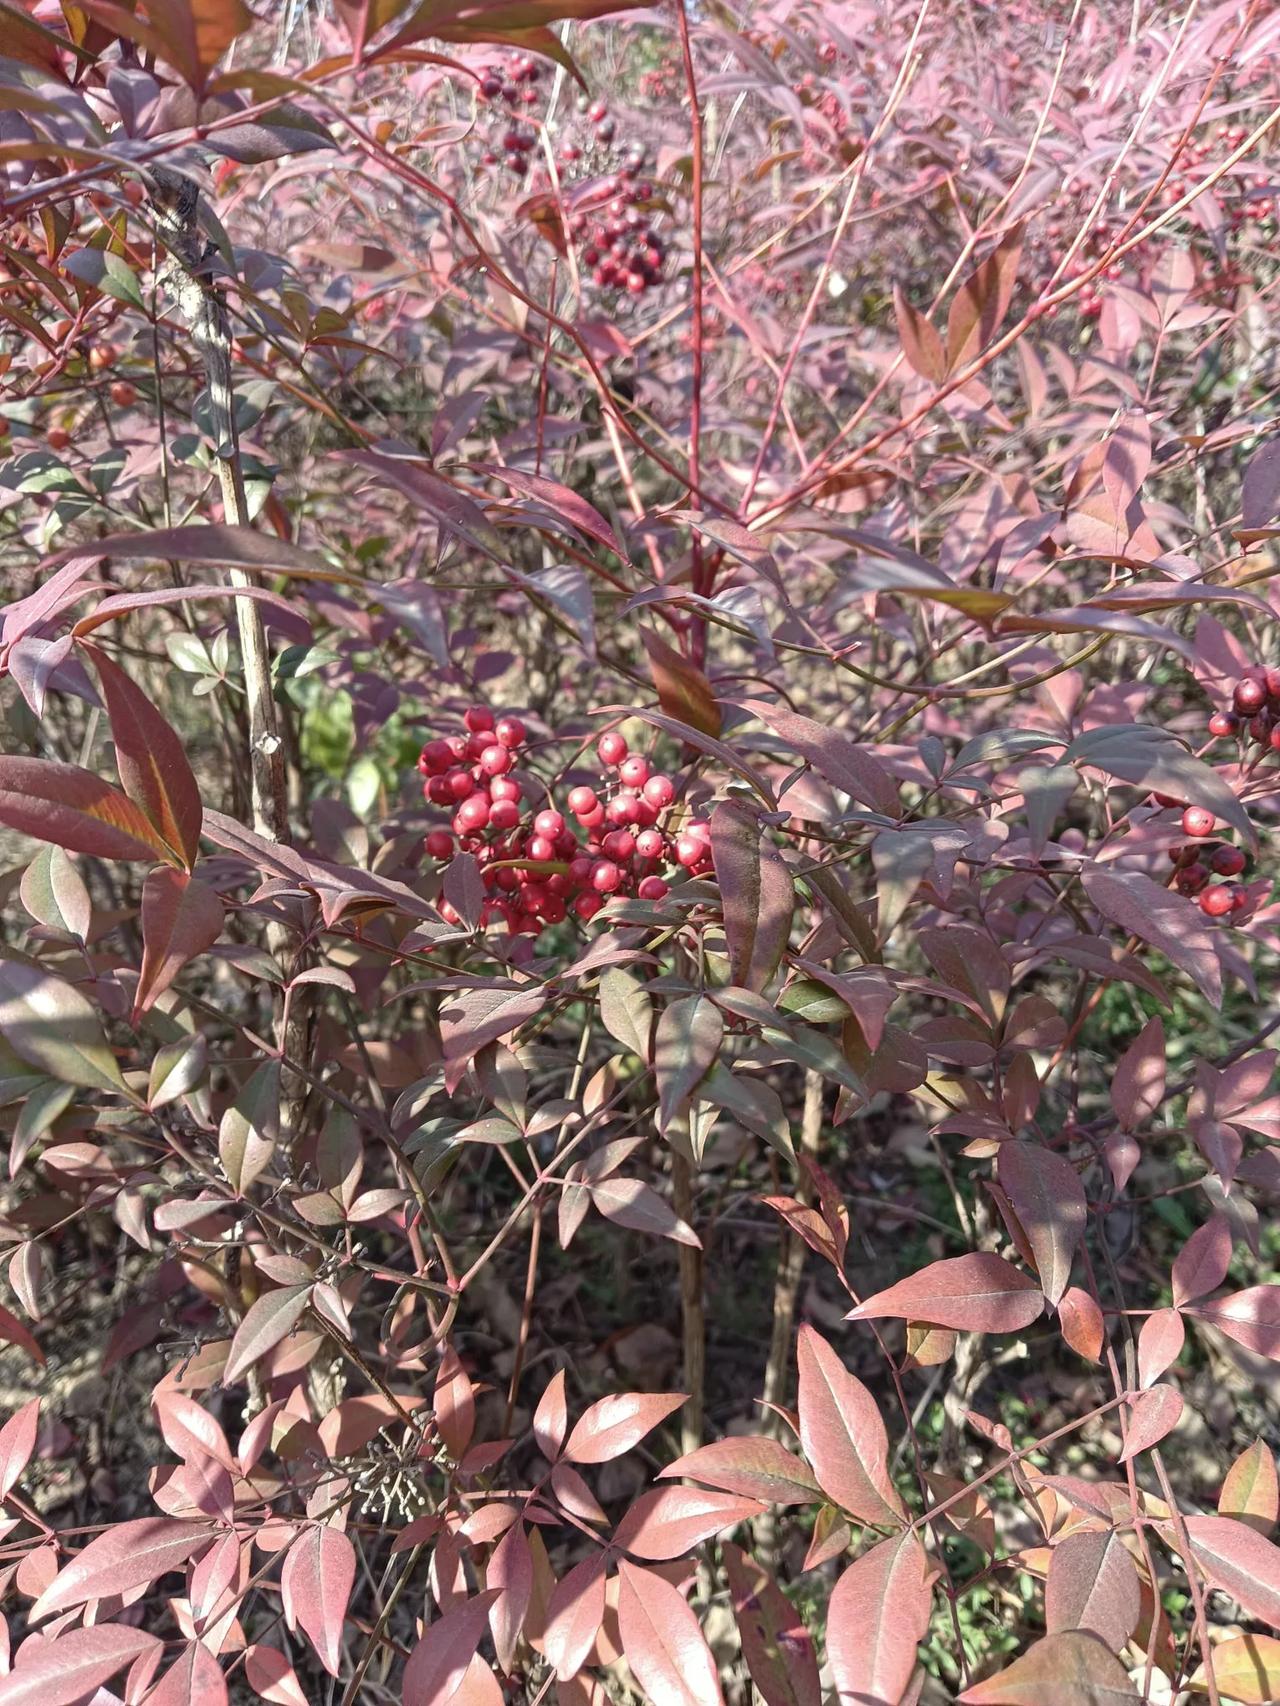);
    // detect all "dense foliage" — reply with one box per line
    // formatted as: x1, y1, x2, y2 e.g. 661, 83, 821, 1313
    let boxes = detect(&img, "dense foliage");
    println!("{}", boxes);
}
1, 0, 1280, 1701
